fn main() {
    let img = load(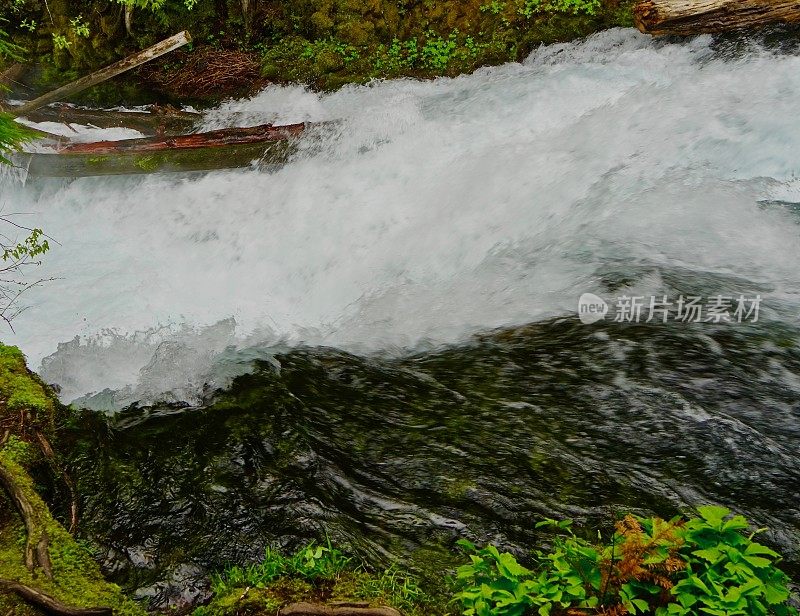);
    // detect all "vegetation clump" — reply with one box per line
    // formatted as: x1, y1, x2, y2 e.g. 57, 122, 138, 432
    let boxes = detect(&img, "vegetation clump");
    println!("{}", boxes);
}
455, 507, 798, 616
195, 541, 446, 616
1, 0, 633, 101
